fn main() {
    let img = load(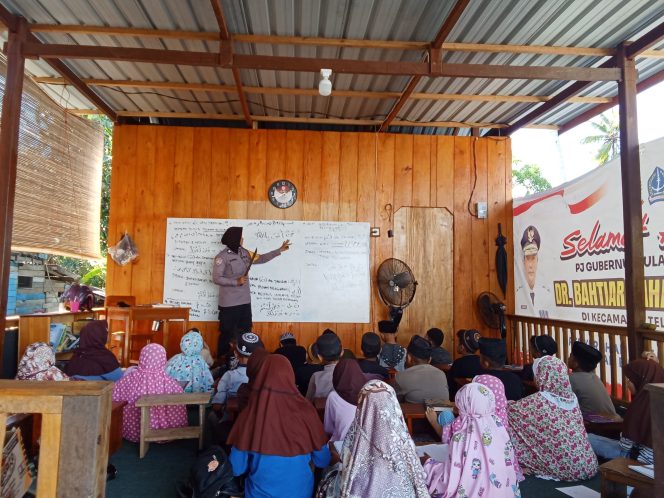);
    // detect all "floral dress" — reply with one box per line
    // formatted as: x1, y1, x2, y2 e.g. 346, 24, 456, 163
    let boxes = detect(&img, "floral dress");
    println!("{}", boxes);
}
507, 355, 598, 481
165, 330, 214, 392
